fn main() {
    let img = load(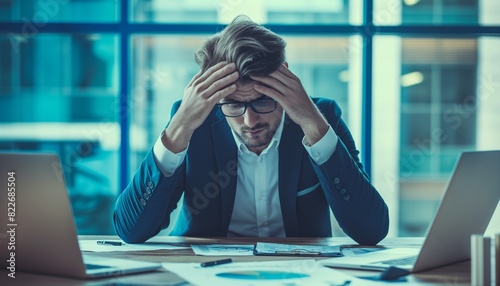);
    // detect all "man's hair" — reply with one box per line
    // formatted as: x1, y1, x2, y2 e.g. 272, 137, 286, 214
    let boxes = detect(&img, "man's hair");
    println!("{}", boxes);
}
194, 15, 286, 83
